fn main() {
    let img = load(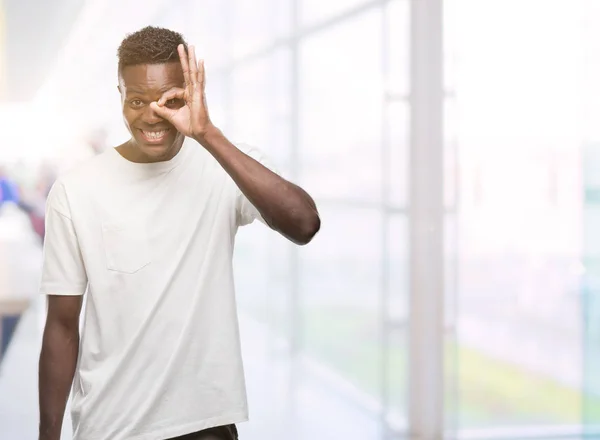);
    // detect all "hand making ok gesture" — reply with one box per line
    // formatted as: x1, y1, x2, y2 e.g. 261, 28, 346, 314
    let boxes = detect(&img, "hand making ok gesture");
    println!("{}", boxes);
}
150, 44, 213, 139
